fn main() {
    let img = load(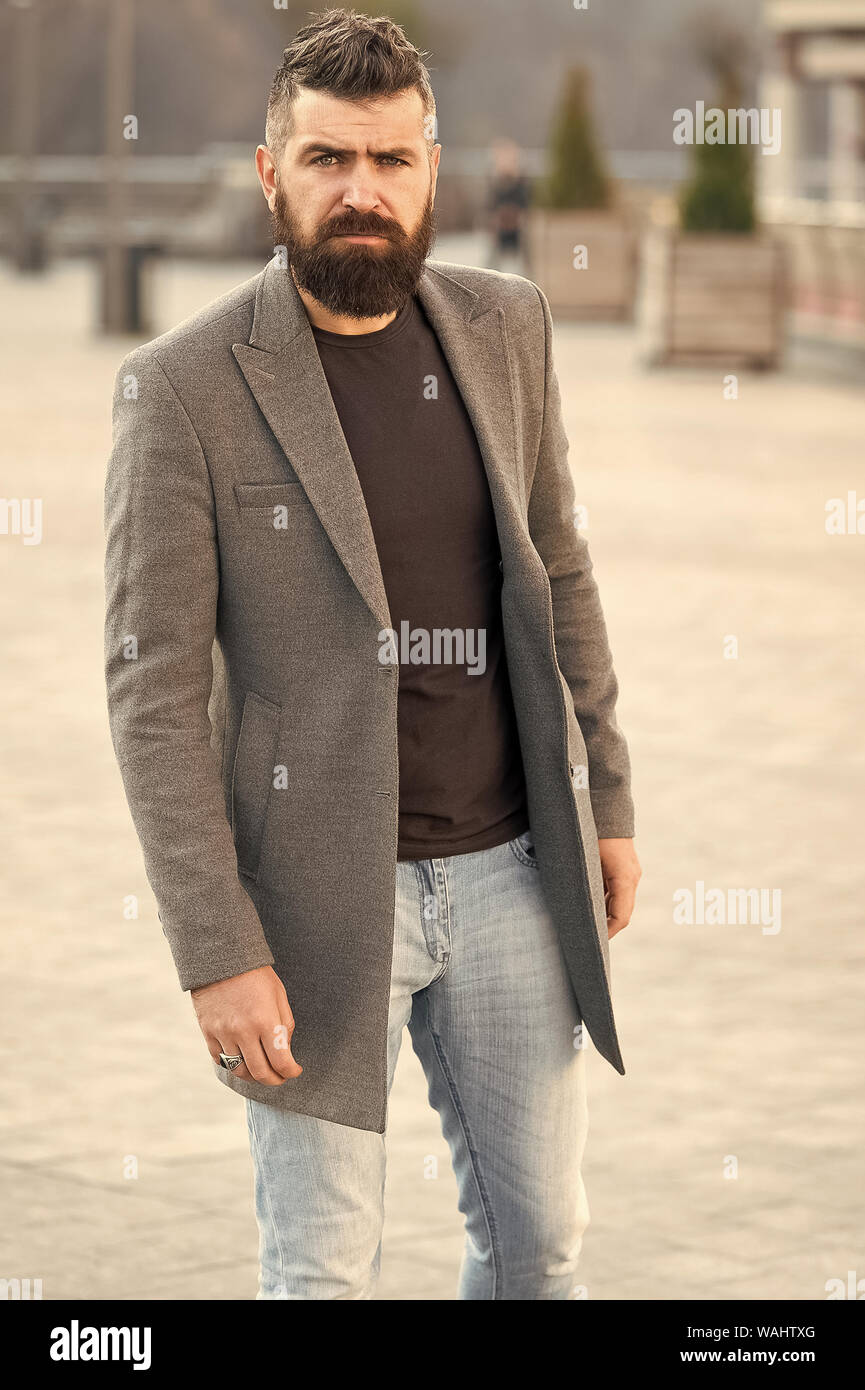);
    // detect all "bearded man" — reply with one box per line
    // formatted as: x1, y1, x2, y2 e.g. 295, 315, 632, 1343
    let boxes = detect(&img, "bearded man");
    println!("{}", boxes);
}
104, 7, 640, 1301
